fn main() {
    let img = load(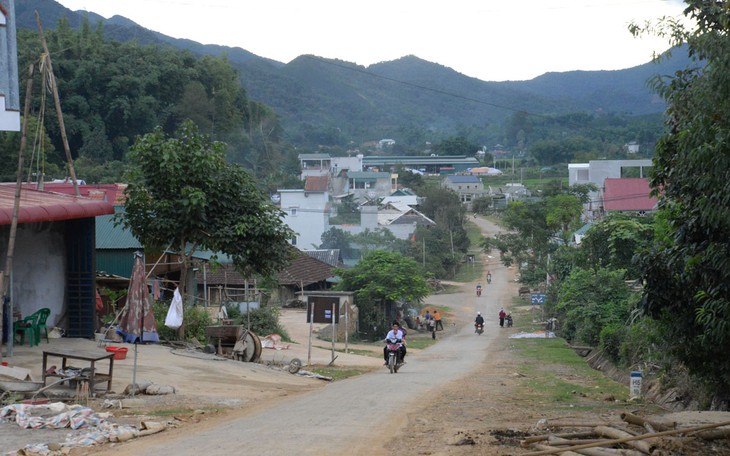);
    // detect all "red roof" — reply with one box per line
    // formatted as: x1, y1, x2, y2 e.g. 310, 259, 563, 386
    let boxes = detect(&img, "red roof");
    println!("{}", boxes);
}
0, 185, 114, 225
16, 182, 128, 204
603, 178, 657, 212
304, 176, 329, 192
